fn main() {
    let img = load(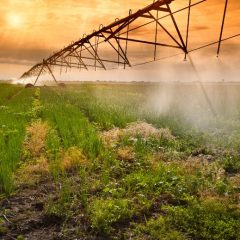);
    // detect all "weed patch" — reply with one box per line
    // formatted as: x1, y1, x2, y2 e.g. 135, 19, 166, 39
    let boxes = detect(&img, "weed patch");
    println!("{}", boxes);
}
89, 198, 134, 235
23, 120, 49, 159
